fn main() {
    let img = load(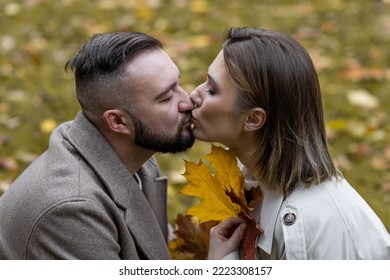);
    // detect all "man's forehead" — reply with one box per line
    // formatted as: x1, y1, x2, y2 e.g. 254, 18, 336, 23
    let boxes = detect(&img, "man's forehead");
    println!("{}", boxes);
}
124, 50, 180, 99
125, 49, 178, 77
